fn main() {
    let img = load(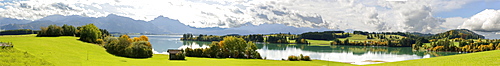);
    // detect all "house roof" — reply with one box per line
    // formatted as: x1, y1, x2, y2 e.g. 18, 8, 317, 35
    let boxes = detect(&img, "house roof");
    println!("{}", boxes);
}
167, 49, 182, 54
